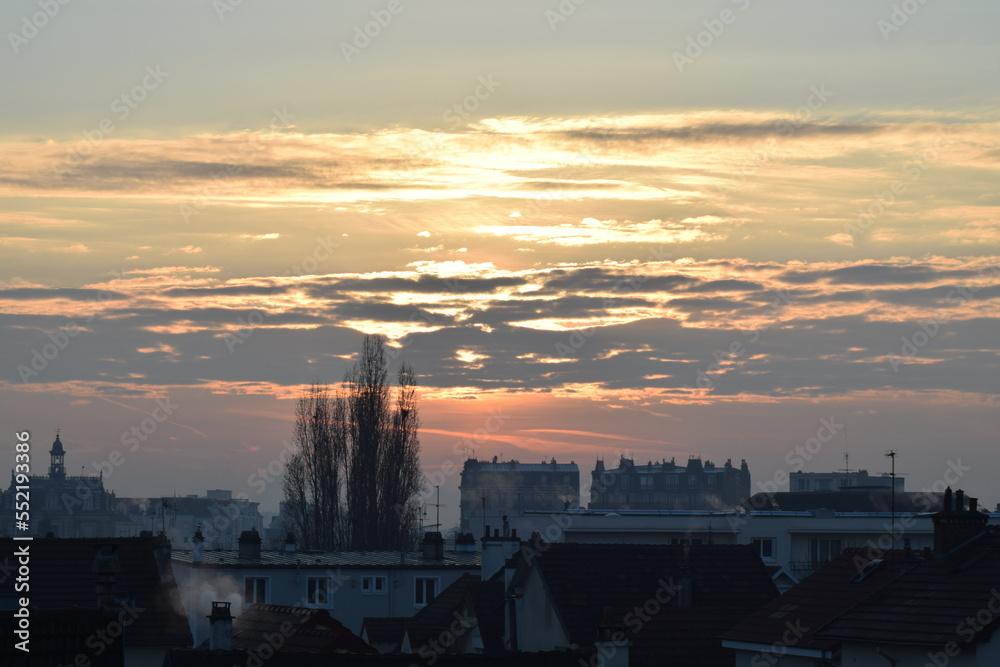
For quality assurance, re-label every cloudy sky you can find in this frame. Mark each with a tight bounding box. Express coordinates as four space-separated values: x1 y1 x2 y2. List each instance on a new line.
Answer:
2 0 999 525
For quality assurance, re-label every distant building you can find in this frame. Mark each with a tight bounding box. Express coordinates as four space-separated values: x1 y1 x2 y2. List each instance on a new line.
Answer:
0 432 139 538
171 529 481 639
589 455 750 511
459 457 580 535
789 469 903 492
117 489 263 550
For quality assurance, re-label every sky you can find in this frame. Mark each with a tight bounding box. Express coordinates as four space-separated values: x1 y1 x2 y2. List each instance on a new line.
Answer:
2 0 999 529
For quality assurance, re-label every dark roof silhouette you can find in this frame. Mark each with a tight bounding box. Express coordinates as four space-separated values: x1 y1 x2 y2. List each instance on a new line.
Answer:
516 541 778 647
231 603 376 654
817 529 1000 646
602 605 753 667
0 536 191 648
0 608 124 666
722 547 904 655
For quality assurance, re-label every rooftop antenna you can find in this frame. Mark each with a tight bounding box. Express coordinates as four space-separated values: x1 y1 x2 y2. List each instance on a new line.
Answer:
885 450 897 549
840 418 852 473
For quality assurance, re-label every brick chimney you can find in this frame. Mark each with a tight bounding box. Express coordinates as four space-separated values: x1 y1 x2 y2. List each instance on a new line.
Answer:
422 531 444 560
238 529 262 561
207 601 233 651
933 487 988 554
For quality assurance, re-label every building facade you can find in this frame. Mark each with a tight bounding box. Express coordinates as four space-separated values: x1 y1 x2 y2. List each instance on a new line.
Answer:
788 469 904 492
116 489 263 550
171 530 481 641
589 455 750 511
0 432 139 538
459 458 580 535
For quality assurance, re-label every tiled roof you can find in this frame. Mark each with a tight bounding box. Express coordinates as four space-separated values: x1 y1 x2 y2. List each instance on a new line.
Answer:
0 536 191 648
527 542 778 646
817 530 1000 646
722 548 905 654
233 603 375 654
172 549 480 569
405 572 478 650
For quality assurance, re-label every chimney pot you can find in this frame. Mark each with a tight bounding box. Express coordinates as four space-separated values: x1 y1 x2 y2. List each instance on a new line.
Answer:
208 601 233 651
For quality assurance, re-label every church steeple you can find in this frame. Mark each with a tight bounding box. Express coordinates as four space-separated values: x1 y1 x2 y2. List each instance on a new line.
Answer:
49 430 66 480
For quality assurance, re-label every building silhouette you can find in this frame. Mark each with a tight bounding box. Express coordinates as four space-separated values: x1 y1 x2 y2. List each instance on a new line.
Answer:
589 455 750 510
0 432 136 537
459 457 580 535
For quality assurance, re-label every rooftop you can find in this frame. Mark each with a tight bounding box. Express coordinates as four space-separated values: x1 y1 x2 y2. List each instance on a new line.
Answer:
172 549 481 569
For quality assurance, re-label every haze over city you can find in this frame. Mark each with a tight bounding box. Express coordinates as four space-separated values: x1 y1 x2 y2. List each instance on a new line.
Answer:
2 0 999 528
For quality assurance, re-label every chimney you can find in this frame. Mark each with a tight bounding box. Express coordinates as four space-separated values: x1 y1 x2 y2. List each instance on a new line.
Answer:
455 532 477 552
207 601 233 651
933 487 988 554
192 525 205 564
284 532 297 553
481 531 521 580
92 544 120 610
595 620 631 667
422 531 444 560
238 529 262 561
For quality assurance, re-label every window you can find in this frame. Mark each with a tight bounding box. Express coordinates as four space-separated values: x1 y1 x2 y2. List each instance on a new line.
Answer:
244 577 267 605
415 577 438 607
517 475 525 487
307 577 332 607
540 474 548 483
687 494 696 508
687 475 697 487
665 476 678 487
816 479 832 492
620 476 630 489
563 475 570 485
753 538 776 560
810 538 842 564
639 476 653 490
794 478 809 491
362 575 387 596
706 475 716 487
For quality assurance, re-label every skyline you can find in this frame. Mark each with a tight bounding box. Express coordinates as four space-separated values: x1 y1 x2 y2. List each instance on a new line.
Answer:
2 0 999 528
